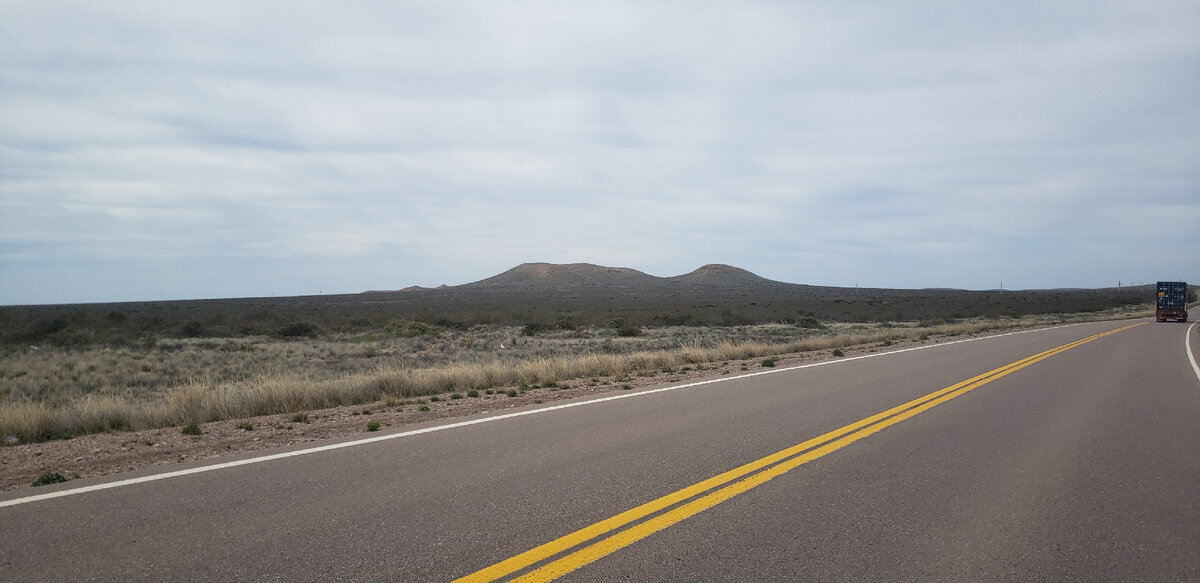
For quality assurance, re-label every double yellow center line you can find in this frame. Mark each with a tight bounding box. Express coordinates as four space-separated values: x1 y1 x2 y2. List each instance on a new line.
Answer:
457 323 1143 582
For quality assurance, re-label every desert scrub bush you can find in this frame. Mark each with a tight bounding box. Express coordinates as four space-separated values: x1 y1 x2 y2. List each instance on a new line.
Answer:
292 412 309 423
32 472 69 487
181 422 202 435
832 349 845 357
388 319 438 338
277 322 318 338
179 321 206 338
366 421 381 431
761 357 778 367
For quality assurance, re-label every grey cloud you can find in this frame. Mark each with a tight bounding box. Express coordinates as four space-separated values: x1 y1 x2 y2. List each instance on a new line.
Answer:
1 0 1197 303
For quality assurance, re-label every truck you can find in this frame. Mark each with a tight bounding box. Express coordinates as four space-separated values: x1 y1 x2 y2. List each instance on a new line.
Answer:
1155 281 1189 322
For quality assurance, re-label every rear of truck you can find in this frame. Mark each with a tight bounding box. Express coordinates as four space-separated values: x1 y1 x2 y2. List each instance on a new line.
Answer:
1155 281 1188 322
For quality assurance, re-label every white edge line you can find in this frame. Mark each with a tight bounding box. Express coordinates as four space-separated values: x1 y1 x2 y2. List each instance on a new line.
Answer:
1186 321 1200 386
1 321 1099 508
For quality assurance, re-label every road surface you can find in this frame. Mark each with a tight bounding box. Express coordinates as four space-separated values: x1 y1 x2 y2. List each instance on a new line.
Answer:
3 314 1199 581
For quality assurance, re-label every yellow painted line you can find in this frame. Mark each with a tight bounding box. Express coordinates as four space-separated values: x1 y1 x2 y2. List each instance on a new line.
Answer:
457 323 1143 582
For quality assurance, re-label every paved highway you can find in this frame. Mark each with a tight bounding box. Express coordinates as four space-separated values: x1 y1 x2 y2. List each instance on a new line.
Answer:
3 314 1199 581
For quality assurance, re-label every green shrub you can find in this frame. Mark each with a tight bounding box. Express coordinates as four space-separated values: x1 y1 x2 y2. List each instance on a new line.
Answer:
832 348 845 357
181 422 202 435
366 421 381 432
761 357 778 367
278 322 318 338
292 412 309 423
388 319 437 338
32 472 69 487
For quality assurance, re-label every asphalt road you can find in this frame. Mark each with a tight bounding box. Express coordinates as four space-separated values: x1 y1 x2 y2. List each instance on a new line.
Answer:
3 314 1199 582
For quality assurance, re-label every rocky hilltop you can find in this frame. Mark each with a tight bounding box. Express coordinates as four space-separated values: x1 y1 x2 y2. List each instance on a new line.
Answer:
461 262 778 292
467 263 656 290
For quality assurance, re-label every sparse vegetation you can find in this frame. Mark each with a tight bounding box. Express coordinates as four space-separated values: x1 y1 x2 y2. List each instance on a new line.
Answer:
181 422 202 435
292 412 309 423
0 295 1152 445
366 421 381 432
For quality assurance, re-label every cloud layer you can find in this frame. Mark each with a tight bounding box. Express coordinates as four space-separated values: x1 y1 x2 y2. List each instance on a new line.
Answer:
2 1 1198 303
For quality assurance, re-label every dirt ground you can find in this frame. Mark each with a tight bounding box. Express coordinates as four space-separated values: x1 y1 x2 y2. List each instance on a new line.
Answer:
0 331 1005 492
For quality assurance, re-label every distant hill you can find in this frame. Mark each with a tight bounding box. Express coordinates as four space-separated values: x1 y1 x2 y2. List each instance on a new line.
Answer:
0 262 1156 345
468 263 657 290
463 262 783 294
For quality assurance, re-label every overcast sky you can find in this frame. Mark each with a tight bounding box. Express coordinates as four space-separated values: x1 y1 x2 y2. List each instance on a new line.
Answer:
2 1 1198 305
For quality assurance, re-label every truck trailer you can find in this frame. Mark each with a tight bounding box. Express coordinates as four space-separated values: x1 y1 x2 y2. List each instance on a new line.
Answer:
1156 281 1188 322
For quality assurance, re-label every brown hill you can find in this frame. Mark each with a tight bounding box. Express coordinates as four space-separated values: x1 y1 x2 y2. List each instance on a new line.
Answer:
468 263 658 290
670 264 775 287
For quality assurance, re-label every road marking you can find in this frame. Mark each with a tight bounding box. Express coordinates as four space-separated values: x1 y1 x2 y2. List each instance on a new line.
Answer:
456 323 1144 582
1186 321 1199 386
0 321 1100 509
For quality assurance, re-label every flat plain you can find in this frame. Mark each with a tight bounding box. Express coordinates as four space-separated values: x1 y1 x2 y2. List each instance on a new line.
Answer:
0 263 1168 490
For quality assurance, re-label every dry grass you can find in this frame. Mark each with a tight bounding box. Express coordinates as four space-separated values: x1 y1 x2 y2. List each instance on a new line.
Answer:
0 308 1150 444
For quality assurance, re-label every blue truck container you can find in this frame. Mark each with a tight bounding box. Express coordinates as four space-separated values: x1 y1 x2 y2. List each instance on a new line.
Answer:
1156 281 1188 322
